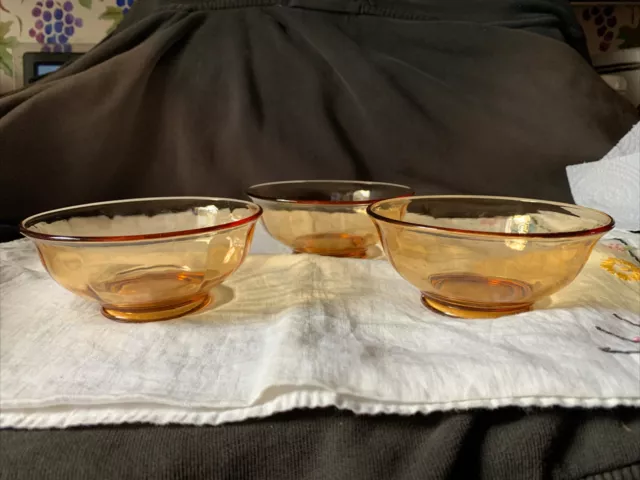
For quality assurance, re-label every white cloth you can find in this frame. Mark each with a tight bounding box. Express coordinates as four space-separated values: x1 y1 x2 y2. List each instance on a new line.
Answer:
568 122 640 231
0 227 639 429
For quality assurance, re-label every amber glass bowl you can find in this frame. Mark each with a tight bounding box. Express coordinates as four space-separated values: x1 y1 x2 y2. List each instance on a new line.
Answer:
20 197 262 322
368 196 614 319
247 180 413 258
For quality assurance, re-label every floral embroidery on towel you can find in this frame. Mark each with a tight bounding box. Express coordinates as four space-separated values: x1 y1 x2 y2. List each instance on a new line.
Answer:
602 237 640 260
600 258 640 282
603 242 629 254
598 314 640 355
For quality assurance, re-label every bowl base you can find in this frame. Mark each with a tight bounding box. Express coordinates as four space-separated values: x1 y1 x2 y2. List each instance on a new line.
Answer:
101 295 211 322
292 233 370 259
421 272 535 319
421 295 532 319
293 249 369 259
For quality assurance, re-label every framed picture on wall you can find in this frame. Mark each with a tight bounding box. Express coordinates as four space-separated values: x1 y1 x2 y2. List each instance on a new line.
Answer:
22 51 83 85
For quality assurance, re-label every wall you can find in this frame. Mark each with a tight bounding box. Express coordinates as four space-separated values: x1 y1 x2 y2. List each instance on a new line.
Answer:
573 4 640 55
0 0 132 92
0 1 639 93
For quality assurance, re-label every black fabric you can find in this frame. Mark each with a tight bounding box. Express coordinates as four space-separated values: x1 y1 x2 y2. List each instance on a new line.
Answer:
1 407 640 480
0 0 638 233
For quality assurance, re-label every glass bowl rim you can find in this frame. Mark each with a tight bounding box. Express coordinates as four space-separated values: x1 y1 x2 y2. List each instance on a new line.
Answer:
367 195 615 239
246 180 414 205
20 196 263 243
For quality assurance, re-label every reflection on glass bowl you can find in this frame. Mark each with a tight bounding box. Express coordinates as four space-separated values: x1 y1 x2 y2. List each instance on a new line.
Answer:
368 195 614 319
20 197 262 322
247 180 413 258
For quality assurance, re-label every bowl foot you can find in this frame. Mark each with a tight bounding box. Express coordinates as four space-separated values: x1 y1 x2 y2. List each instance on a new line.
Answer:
421 294 532 319
101 295 211 322
421 272 534 319
293 248 369 258
292 233 370 258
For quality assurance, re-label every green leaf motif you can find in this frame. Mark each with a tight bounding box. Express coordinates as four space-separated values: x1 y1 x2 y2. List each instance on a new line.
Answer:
0 21 19 77
0 47 13 77
78 0 92 9
99 6 124 34
99 6 123 19
0 45 13 77
0 20 13 38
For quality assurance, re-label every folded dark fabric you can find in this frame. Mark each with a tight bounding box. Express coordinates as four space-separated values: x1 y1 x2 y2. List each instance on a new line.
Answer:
2 407 639 480
1 0 637 232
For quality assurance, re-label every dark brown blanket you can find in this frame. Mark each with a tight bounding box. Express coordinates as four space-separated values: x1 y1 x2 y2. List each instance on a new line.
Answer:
0 0 637 235
2 407 640 480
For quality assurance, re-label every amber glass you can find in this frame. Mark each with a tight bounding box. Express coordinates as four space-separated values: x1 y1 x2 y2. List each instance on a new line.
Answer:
20 197 262 322
247 180 413 258
368 196 614 319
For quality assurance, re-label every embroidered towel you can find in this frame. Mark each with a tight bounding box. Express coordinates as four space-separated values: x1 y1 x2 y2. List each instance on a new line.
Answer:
0 228 638 430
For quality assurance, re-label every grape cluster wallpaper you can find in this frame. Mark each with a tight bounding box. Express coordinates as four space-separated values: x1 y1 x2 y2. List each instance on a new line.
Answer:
0 0 133 90
0 1 639 92
574 4 640 55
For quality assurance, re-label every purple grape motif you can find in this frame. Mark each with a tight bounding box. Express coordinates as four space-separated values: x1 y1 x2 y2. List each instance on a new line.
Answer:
116 0 135 15
29 0 83 53
578 5 620 53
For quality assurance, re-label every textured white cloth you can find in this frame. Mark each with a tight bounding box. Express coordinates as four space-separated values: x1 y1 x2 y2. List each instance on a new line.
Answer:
568 122 640 231
0 227 639 429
